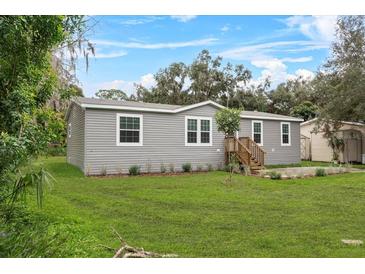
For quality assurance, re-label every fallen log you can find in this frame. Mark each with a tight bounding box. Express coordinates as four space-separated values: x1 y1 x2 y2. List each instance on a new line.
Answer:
107 227 178 258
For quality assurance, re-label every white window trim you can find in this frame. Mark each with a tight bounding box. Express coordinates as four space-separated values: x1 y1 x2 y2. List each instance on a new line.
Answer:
116 113 143 146
68 123 72 138
185 116 213 146
251 120 263 146
281 122 291 146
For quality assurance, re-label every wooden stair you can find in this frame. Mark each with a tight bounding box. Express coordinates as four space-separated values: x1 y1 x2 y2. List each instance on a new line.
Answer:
224 136 266 174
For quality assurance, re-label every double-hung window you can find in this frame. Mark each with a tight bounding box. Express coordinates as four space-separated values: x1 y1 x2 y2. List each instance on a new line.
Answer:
281 122 291 146
185 116 212 146
117 114 143 146
252 120 263 146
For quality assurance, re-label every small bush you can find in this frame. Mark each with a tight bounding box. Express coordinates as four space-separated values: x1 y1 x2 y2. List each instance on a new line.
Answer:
197 164 203 172
160 163 166 173
129 165 140 176
206 163 213 172
269 171 281 180
315 168 326 177
182 163 191 172
216 162 223 171
44 145 66 156
169 163 175 173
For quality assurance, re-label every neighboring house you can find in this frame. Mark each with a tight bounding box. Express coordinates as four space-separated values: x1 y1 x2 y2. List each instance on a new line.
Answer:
300 118 365 163
66 97 303 175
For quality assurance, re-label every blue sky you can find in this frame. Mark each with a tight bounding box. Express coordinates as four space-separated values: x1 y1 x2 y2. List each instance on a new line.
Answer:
76 15 337 97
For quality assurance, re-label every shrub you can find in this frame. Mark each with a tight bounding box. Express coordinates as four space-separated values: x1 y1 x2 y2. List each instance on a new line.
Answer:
129 165 140 176
216 162 223 171
160 163 166 173
197 164 203 172
269 171 281 180
206 163 213 172
45 145 66 156
182 163 191 172
315 168 326 177
169 163 175 173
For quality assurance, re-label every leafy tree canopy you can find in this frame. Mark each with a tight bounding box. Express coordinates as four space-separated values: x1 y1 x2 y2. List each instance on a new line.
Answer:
215 108 242 136
0 15 92 210
317 16 365 124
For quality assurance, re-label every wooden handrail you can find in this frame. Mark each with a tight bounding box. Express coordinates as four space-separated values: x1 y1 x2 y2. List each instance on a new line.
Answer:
224 137 252 166
240 137 265 166
224 136 265 168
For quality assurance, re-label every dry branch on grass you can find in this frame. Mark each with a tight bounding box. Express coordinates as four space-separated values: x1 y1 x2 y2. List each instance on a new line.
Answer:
102 227 178 258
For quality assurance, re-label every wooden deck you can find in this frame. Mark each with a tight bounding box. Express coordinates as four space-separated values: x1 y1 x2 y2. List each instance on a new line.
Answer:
224 136 266 174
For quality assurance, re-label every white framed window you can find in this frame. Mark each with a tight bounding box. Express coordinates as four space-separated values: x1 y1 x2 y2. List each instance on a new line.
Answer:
252 120 263 146
116 113 143 146
281 122 291 146
68 123 72 138
185 116 212 146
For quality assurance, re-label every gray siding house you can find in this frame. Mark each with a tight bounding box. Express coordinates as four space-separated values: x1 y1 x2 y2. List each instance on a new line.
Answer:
66 98 303 175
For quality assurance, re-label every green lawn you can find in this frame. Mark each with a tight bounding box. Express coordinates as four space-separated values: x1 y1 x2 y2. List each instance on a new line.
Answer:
28 157 365 257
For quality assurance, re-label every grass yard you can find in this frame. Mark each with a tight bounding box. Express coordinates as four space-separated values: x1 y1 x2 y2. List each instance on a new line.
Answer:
27 157 365 257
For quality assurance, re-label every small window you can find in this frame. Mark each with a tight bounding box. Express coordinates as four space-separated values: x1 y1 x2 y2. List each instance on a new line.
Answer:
117 114 143 146
185 116 212 146
68 123 72 138
281 122 291 146
200 119 210 143
252 121 263 145
187 119 198 143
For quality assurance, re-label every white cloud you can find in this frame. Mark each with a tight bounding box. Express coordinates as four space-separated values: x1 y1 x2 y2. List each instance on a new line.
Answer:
288 69 315 81
140 73 156 88
250 58 315 87
220 25 230 32
251 58 288 86
218 39 318 88
93 37 218 50
281 56 313 63
85 73 157 97
219 40 326 61
170 16 197 23
94 50 128 59
283 16 337 44
119 16 163 25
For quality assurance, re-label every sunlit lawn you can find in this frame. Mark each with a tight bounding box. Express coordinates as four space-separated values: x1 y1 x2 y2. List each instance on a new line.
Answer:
31 157 365 257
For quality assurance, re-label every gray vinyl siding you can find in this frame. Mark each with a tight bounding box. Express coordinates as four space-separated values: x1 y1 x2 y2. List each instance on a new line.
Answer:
238 119 301 165
66 104 85 171
84 105 225 175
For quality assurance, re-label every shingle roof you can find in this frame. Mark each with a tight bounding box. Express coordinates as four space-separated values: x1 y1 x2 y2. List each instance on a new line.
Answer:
240 110 302 121
69 97 303 122
75 97 181 110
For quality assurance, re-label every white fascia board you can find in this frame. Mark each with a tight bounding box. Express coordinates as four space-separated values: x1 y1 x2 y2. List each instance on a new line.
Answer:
79 100 226 114
79 103 174 113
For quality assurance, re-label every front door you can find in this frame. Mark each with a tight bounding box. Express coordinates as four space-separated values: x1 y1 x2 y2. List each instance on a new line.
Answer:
346 138 361 163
